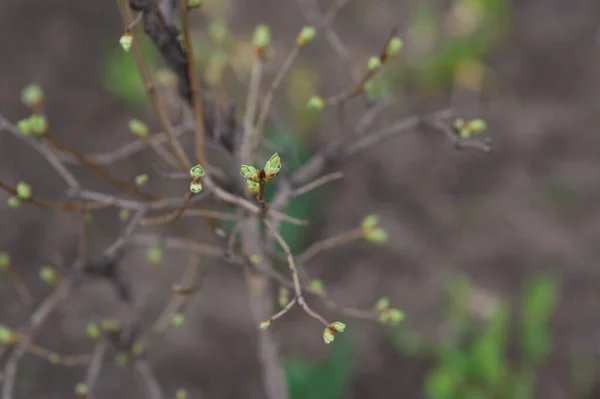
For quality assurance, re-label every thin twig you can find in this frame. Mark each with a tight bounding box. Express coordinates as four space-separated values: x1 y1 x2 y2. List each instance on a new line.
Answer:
84 340 108 393
291 171 344 198
0 115 80 189
298 228 362 264
241 59 263 164
248 46 301 165
117 0 192 170
179 0 207 165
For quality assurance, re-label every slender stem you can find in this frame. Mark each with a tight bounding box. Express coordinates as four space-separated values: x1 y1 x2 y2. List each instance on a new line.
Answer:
249 47 300 164
46 136 158 200
0 178 101 212
292 171 344 198
258 181 268 214
263 220 330 326
179 0 207 166
298 228 363 264
241 59 263 164
117 0 191 170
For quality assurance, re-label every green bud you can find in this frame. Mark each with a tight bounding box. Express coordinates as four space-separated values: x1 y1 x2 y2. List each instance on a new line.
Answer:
0 325 16 345
132 341 145 356
16 182 32 200
189 164 205 179
147 247 163 265
365 228 388 244
190 181 203 194
323 327 335 344
252 24 271 50
119 32 133 52
263 152 281 182
259 320 271 329
245 180 260 196
296 26 317 47
49 352 62 364
309 279 325 293
75 383 89 397
128 119 149 138
119 208 130 221
453 118 465 131
39 265 57 285
176 389 189 399
86 322 102 340
307 95 325 110
387 309 404 326
249 254 261 264
135 174 148 186
278 287 289 308
459 128 471 139
240 165 261 182
101 319 120 333
171 313 185 327
361 214 379 230
187 0 203 8
368 56 382 71
466 119 487 134
385 37 403 57
330 321 346 333
375 296 390 312
21 83 44 108
28 115 48 136
7 197 22 208
0 252 10 271
17 118 32 135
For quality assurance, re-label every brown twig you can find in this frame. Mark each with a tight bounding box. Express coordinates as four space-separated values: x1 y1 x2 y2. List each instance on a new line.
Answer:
297 228 363 264
179 0 207 166
117 0 192 170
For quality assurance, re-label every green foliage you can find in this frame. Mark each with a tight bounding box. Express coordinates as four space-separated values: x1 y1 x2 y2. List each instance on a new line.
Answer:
103 37 158 108
407 0 510 91
422 274 560 399
519 274 559 364
284 331 354 399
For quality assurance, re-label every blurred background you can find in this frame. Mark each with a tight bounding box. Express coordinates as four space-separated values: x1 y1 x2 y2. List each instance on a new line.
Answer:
1 0 600 398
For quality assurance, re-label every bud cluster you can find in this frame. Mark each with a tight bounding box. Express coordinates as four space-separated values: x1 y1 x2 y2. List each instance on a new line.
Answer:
360 215 388 244
240 153 281 196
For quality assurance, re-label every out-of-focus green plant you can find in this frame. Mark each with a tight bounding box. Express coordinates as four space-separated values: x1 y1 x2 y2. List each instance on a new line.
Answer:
103 37 158 108
284 331 355 399
416 274 560 399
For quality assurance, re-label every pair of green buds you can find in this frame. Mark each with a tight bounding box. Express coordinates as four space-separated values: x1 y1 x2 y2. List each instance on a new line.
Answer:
453 118 487 139
189 164 206 194
240 153 281 195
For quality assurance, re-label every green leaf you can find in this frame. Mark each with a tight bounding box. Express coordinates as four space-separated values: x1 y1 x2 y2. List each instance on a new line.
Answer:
284 331 355 399
510 369 536 399
446 273 472 331
519 274 559 363
103 37 157 108
424 367 458 399
467 304 510 388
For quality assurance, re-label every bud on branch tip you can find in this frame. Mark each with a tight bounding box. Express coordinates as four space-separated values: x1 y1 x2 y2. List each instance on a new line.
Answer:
190 164 205 179
323 321 346 344
296 26 317 47
120 32 133 52
240 165 261 182
263 152 281 182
